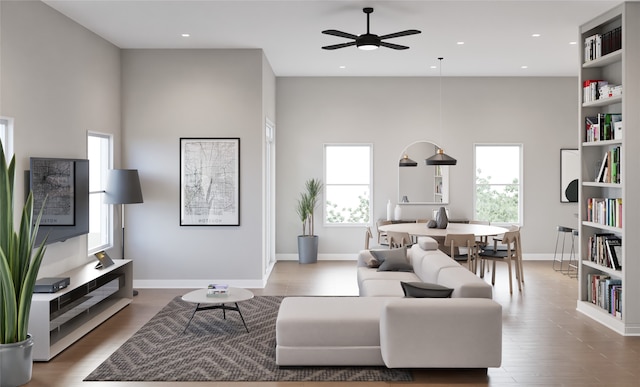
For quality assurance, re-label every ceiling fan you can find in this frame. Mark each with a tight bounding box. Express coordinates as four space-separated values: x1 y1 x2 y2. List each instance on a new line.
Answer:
322 7 421 51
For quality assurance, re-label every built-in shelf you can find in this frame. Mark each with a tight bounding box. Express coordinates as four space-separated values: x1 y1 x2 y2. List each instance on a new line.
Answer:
29 259 133 361
577 2 640 336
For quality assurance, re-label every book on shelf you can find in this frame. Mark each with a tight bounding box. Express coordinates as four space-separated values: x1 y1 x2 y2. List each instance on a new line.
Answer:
595 146 621 184
586 198 622 227
587 273 622 317
585 113 622 142
604 236 622 270
584 26 622 63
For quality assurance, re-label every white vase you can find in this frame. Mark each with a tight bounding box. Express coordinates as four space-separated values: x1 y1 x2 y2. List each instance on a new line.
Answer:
386 200 393 220
394 204 402 221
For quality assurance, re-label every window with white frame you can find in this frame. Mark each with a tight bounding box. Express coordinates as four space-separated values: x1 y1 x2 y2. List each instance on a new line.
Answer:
0 117 13 160
87 132 113 254
474 144 523 224
324 144 372 225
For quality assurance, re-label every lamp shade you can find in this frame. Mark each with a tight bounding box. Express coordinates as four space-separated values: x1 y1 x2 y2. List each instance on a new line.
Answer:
104 169 144 204
425 148 457 166
399 154 418 167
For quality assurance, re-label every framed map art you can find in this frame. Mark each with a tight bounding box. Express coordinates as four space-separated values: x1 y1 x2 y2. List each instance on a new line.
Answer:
180 137 240 226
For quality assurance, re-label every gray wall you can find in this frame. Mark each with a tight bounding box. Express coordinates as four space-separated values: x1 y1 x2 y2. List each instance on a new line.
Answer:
121 49 275 287
1 0 579 288
0 0 121 277
276 77 579 259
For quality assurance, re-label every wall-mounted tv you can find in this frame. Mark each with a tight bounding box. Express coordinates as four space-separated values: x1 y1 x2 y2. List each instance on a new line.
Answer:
26 157 89 245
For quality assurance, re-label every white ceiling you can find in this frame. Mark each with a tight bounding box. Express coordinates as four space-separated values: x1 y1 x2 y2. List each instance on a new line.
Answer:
42 0 626 77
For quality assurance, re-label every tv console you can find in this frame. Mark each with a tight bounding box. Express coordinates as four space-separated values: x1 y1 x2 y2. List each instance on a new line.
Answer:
29 259 133 361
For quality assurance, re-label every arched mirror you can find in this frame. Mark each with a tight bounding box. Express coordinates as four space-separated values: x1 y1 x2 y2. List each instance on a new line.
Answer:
398 141 449 204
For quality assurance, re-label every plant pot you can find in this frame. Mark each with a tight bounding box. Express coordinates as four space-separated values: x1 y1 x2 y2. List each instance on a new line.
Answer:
297 235 318 264
0 334 34 387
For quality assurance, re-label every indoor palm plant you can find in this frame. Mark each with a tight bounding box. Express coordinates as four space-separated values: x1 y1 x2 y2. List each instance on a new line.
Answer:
295 178 322 264
0 143 47 386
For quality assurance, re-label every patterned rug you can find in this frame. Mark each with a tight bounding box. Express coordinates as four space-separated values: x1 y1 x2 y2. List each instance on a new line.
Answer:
84 296 412 382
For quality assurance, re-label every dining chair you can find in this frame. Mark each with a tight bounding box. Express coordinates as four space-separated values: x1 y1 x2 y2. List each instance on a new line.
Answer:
469 220 490 250
364 226 386 250
387 231 413 249
376 219 393 245
443 233 479 272
478 230 522 294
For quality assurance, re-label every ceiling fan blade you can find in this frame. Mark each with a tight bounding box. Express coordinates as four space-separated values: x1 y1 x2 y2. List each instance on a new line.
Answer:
322 29 358 40
322 41 357 50
380 41 410 50
379 29 422 40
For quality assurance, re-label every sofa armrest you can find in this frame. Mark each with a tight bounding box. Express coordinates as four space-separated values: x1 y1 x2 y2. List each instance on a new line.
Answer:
379 298 502 368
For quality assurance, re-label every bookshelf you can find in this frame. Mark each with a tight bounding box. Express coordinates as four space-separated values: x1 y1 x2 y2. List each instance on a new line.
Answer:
577 2 640 335
434 165 448 203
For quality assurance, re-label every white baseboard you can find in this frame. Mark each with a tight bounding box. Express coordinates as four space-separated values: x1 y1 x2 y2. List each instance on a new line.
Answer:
276 253 359 261
277 253 557 261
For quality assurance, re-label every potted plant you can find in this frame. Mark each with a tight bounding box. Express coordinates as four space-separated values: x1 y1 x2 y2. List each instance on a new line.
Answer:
0 143 47 386
295 178 322 264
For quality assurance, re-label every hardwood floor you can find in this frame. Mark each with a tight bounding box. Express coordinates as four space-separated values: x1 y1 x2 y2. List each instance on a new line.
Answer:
25 261 640 387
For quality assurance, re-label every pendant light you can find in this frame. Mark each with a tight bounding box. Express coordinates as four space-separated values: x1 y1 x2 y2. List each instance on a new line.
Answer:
399 154 418 167
426 57 457 166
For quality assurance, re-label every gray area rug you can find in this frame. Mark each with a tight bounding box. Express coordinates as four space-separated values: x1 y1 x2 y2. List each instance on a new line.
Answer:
85 295 412 382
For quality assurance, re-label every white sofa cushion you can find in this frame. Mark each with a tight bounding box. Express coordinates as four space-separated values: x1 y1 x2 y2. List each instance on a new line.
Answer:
438 267 493 298
360 279 411 297
379 298 502 368
413 250 460 283
417 236 439 250
276 297 397 366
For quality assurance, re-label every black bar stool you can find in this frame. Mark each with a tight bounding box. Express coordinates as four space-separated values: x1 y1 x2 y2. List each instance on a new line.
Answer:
552 226 574 272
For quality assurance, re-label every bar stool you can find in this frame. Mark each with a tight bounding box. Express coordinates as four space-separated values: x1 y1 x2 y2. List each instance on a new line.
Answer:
552 226 574 272
566 229 579 278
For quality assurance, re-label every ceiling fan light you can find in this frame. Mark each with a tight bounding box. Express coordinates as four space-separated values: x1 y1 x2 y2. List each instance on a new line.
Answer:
357 34 380 50
425 148 457 166
358 43 379 50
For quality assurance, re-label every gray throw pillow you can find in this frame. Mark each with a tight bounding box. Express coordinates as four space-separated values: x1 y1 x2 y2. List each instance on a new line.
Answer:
370 247 407 265
400 281 453 298
377 255 414 272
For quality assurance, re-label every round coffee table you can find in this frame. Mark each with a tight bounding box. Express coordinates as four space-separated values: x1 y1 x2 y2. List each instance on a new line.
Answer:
181 287 254 333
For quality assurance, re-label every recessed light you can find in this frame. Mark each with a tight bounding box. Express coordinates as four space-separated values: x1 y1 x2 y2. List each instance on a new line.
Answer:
521 65 528 69
339 65 346 69
456 41 464 45
430 65 437 69
569 41 577 45
181 33 190 37
532 33 541 37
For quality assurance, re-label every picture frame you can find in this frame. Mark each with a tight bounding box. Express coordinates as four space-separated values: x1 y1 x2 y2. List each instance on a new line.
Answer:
30 158 75 225
560 148 579 203
180 137 240 226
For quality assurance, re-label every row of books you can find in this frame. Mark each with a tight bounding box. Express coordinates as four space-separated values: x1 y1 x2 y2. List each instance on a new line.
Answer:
207 283 229 297
585 113 622 142
586 197 622 228
587 273 622 319
584 26 622 62
583 80 622 103
587 234 622 270
595 146 620 184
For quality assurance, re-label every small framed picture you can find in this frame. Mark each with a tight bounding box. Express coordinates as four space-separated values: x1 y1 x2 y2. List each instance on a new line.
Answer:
94 250 115 269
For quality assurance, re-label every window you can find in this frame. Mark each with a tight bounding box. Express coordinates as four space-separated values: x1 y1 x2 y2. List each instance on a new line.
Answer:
0 117 13 161
87 132 113 254
474 144 523 224
324 144 372 225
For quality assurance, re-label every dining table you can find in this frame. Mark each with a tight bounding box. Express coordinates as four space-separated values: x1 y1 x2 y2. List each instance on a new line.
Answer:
378 222 509 239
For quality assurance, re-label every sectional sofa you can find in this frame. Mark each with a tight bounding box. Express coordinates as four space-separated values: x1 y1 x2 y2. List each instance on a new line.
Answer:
275 237 503 369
